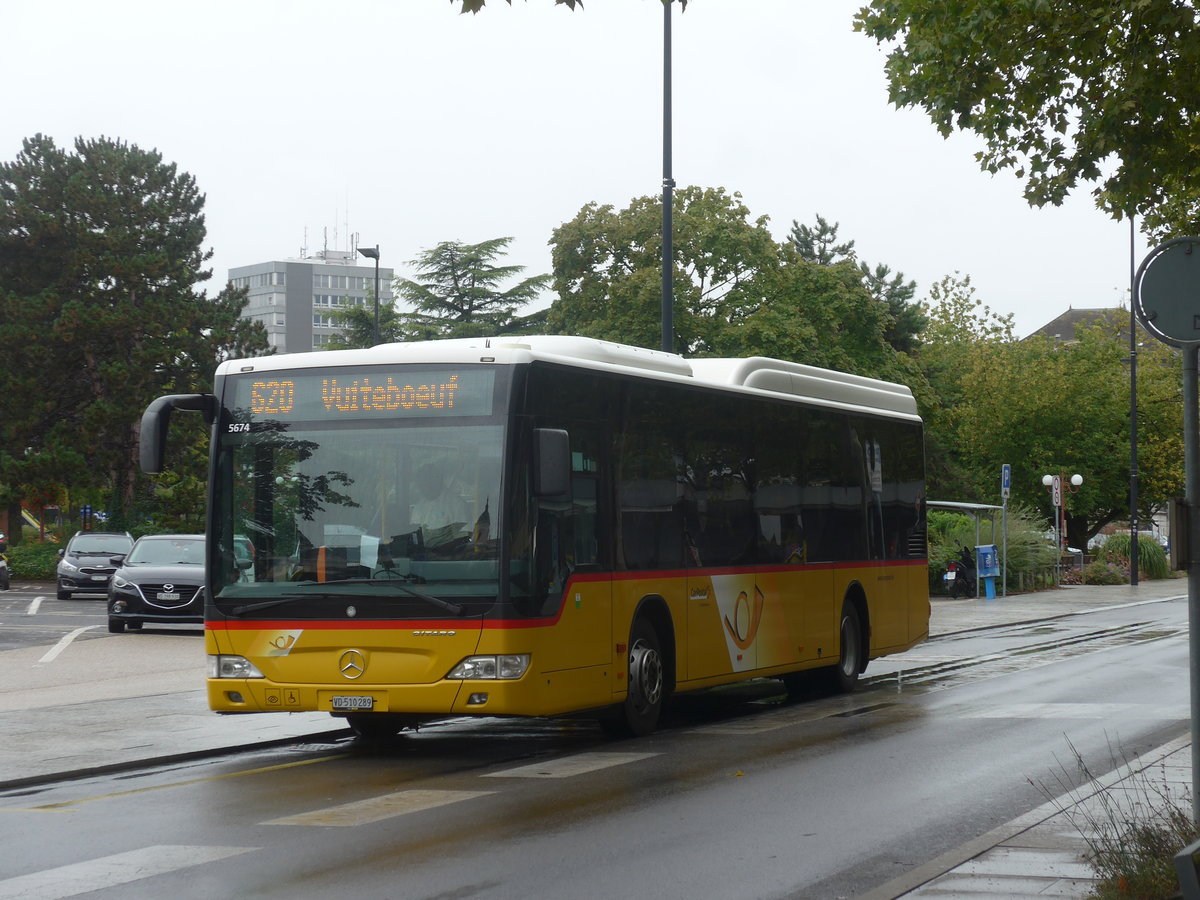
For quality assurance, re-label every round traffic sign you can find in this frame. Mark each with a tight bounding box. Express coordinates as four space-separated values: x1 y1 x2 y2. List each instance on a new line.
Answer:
1135 236 1200 347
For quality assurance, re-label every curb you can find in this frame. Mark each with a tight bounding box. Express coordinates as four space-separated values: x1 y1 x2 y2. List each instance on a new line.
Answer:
855 733 1193 899
0 729 352 793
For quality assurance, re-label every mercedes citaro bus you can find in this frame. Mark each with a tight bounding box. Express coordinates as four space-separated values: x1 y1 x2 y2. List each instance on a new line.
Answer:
140 336 928 737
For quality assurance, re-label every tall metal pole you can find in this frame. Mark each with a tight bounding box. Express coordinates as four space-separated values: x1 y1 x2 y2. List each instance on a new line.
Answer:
1130 215 1140 585
372 249 381 347
1185 344 1200 823
661 0 674 353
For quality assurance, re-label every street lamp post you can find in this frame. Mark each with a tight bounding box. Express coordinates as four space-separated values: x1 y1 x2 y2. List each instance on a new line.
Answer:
357 244 381 347
1042 473 1083 584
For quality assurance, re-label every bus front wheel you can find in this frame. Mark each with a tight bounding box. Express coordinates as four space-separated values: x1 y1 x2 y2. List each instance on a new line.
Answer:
603 618 665 737
344 713 409 739
830 602 863 693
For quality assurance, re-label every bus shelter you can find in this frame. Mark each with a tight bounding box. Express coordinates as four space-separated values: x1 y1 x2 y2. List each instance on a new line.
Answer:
928 500 1005 598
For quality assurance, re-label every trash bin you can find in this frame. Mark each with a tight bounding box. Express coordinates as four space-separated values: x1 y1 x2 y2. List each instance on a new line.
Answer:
976 544 1000 598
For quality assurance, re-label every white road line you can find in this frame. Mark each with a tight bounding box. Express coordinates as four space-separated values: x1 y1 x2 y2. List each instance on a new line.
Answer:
483 751 659 779
264 789 493 827
0 845 254 899
26 598 42 616
37 626 100 664
966 702 1185 719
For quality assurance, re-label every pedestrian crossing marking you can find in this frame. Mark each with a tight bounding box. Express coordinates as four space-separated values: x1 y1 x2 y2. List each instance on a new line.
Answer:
483 751 658 779
263 789 492 827
0 845 253 899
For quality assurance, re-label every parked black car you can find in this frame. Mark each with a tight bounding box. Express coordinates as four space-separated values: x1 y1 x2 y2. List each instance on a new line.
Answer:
107 534 205 633
56 531 134 599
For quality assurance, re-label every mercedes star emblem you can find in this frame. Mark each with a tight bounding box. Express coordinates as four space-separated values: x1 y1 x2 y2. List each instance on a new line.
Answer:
338 649 366 680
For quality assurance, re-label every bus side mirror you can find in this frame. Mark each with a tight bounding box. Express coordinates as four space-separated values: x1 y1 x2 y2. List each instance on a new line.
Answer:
140 394 217 474
533 428 571 498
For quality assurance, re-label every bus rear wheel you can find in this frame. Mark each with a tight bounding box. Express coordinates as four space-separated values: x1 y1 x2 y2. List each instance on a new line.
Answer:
603 618 665 737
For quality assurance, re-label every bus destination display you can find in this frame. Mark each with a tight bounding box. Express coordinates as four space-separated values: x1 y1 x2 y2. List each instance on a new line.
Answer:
228 368 495 421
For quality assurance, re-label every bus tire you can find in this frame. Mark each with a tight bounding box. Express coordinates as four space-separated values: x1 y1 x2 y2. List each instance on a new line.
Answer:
829 601 863 694
603 617 666 737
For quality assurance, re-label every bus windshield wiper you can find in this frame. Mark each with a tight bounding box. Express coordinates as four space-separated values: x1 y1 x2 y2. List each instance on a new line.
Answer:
302 578 466 616
225 579 465 618
227 596 315 616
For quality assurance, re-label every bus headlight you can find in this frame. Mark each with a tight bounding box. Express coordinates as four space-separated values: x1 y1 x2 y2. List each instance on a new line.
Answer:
208 655 265 679
447 654 530 680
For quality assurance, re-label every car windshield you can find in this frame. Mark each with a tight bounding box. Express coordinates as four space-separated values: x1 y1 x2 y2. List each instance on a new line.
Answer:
127 538 205 566
71 535 132 554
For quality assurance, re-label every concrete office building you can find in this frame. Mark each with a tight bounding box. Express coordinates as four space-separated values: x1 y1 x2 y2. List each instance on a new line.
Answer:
229 249 394 354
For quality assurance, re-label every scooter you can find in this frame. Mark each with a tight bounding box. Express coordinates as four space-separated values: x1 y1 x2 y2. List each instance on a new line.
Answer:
942 546 977 598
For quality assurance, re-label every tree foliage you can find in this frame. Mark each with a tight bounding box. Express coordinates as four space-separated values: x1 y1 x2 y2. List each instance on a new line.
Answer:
326 297 407 349
789 214 925 353
392 237 550 340
952 319 1181 548
547 187 922 388
855 1 1200 236
912 273 1015 500
0 134 268 537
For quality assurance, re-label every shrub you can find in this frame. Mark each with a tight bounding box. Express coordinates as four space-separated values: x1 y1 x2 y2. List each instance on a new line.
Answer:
1077 560 1128 585
1036 739 1199 900
1097 533 1171 580
8 541 62 580
928 504 1056 594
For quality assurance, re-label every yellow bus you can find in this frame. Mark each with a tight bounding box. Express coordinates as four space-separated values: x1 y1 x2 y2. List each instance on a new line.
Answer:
141 336 928 737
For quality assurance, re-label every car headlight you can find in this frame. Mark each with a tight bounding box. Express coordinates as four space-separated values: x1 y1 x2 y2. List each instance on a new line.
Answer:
59 560 79 573
208 655 265 679
446 654 530 680
112 575 130 589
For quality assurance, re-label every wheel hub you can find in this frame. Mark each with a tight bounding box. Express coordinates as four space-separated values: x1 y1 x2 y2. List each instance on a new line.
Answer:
628 639 663 710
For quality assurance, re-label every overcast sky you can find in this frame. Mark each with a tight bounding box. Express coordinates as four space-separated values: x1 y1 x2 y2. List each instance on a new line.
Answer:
6 0 1146 338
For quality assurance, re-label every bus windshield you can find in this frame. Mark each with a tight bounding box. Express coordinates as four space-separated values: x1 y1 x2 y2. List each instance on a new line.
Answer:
210 366 505 616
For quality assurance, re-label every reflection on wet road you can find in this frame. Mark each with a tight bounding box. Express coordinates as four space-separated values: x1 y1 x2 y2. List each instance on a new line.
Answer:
0 598 1189 900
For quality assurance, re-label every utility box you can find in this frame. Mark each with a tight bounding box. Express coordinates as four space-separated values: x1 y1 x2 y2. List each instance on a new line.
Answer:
976 545 1000 579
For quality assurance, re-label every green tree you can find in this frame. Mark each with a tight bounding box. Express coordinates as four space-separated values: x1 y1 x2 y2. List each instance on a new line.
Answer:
789 214 855 266
548 187 780 354
954 319 1181 549
0 134 268 536
789 214 925 353
394 238 550 340
547 187 924 390
915 273 1015 500
325 297 406 349
855 1 1200 236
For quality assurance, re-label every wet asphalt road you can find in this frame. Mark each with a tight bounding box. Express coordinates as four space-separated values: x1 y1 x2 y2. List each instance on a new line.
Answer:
0 593 1188 899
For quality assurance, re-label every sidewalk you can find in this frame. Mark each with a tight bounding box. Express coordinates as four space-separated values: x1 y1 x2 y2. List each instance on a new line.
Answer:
866 736 1192 900
868 577 1191 899
0 578 1191 899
